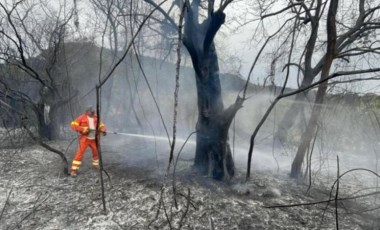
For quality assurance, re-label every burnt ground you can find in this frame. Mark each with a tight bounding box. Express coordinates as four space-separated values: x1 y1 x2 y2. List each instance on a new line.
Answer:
0 135 379 230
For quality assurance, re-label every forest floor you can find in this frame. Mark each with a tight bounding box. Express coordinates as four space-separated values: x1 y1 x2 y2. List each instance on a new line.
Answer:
0 134 379 230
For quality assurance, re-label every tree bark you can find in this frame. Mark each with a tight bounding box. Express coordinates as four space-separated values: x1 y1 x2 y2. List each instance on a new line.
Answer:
192 44 236 180
183 9 238 180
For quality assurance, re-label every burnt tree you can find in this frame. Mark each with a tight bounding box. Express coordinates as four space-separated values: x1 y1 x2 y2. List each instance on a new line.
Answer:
255 0 380 142
143 0 240 180
0 2 76 140
182 1 243 180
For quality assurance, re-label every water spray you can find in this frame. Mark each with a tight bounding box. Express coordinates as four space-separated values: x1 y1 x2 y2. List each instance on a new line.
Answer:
107 131 169 141
107 131 196 144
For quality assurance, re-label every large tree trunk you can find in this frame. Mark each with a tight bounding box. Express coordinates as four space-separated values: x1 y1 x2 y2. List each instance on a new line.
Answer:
183 8 239 180
194 120 235 179
192 44 235 180
290 0 338 178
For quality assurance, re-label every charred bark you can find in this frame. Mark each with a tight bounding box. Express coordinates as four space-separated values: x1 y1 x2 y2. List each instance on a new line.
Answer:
194 95 241 179
184 9 239 180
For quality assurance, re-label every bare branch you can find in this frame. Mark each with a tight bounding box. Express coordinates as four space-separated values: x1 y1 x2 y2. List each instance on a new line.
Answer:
143 0 177 28
167 3 186 174
260 3 302 20
282 62 306 77
245 64 380 180
22 124 69 175
99 0 168 87
242 17 294 98
219 0 233 12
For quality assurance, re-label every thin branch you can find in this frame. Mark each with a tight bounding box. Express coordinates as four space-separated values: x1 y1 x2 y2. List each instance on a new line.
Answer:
178 188 191 229
22 124 69 175
172 131 197 208
0 2 49 89
265 190 380 208
131 38 172 146
143 0 177 27
219 0 233 12
282 63 306 78
242 17 293 98
0 187 13 220
260 3 302 20
335 155 340 230
167 3 186 174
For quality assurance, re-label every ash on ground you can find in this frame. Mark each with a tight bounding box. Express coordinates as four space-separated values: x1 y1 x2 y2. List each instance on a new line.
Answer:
0 140 379 230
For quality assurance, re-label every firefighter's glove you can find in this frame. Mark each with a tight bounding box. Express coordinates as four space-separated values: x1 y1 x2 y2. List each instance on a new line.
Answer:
102 131 107 136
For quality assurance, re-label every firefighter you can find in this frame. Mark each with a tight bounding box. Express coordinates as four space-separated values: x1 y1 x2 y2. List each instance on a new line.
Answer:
70 105 106 177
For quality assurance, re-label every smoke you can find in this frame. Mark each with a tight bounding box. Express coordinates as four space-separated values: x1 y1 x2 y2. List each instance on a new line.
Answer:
58 45 379 186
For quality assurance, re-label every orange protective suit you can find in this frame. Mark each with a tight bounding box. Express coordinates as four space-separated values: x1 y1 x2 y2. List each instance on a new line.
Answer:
70 113 106 173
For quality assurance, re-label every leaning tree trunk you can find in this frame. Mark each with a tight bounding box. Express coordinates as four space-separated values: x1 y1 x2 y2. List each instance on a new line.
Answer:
290 0 338 178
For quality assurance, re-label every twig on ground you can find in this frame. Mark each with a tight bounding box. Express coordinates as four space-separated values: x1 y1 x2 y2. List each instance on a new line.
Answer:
265 191 380 208
148 185 166 228
178 188 191 229
209 216 215 230
176 192 197 210
102 169 113 188
0 187 13 221
161 189 173 230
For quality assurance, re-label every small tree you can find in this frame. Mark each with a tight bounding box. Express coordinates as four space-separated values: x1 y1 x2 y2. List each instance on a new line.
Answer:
0 1 76 140
250 0 380 142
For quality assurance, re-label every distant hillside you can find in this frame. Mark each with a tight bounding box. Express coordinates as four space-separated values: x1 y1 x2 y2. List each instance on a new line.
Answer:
2 42 379 143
